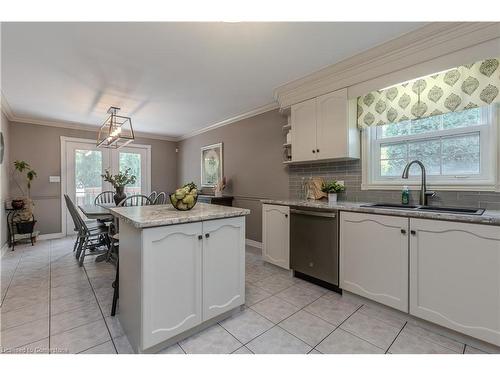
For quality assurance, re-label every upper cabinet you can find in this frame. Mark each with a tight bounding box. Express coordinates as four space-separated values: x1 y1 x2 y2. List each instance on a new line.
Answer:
290 88 359 163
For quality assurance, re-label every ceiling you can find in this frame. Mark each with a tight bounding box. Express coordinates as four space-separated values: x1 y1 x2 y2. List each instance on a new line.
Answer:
1 22 426 138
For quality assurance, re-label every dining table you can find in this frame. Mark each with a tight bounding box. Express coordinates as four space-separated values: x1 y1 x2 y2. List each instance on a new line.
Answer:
78 203 115 220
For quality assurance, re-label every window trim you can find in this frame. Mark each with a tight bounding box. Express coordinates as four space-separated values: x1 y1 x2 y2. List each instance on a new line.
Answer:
361 105 499 192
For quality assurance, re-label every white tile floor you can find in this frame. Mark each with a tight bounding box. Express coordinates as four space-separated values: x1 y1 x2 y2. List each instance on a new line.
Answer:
1 236 500 354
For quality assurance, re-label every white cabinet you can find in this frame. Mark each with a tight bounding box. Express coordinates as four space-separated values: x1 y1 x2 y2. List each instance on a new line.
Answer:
203 217 245 320
262 204 290 269
340 212 409 312
291 98 317 162
291 88 359 163
142 222 203 349
409 218 500 346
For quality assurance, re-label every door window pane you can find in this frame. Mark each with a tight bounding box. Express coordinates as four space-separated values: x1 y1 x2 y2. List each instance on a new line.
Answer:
75 149 103 206
119 152 141 195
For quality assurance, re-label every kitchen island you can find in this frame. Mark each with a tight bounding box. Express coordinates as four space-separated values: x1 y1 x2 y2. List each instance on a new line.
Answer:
109 203 250 353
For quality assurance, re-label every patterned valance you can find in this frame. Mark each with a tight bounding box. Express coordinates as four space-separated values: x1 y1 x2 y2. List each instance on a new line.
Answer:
357 57 500 129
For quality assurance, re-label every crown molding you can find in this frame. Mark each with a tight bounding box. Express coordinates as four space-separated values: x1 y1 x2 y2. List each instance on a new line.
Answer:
6 112 179 142
3 95 278 142
1 92 15 120
274 22 500 109
177 102 279 141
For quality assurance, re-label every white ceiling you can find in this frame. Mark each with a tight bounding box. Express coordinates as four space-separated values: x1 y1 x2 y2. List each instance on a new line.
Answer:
1 22 426 138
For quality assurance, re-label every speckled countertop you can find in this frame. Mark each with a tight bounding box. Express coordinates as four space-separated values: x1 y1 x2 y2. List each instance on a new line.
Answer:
109 203 250 229
261 199 500 226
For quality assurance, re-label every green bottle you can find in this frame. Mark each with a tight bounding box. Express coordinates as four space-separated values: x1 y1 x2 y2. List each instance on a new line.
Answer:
402 185 409 205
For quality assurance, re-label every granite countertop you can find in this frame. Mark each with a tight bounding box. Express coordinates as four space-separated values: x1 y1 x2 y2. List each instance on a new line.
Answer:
261 199 500 226
109 203 250 229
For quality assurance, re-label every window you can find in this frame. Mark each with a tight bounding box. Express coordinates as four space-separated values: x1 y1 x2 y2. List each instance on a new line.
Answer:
363 105 498 190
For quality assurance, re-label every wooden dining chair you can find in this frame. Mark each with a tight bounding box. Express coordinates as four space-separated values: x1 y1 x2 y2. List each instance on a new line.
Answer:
118 194 152 207
153 192 167 205
147 191 157 203
64 194 109 266
94 191 115 205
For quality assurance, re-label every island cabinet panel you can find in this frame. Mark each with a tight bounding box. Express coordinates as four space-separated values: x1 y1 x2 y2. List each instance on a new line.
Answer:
409 218 500 346
202 217 245 321
340 212 409 312
142 222 203 349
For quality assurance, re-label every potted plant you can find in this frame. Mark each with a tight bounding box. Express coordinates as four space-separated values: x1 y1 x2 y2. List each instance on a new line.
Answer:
12 160 38 233
101 168 137 205
321 180 345 203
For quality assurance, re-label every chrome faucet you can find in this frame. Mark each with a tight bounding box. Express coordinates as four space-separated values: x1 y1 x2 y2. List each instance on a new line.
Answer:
401 160 435 206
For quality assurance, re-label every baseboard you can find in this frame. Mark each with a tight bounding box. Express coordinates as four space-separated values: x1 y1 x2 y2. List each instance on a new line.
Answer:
38 232 65 241
245 239 263 249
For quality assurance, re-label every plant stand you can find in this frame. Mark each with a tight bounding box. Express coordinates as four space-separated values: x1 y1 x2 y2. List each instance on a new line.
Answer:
6 208 39 251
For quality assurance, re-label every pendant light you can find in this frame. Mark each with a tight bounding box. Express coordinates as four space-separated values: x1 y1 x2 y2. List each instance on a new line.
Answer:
96 106 135 149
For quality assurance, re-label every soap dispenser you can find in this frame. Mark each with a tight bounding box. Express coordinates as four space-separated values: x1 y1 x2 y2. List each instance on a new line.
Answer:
402 185 409 205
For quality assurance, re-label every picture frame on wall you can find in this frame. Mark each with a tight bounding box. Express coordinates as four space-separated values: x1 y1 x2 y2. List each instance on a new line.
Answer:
201 143 223 188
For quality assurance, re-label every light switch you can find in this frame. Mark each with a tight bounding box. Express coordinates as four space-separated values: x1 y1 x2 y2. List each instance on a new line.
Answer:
49 176 61 183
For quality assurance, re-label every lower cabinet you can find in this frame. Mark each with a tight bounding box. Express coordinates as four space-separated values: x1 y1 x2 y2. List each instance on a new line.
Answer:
409 218 500 346
142 222 203 349
202 217 245 320
340 211 500 346
340 212 409 312
262 204 290 269
140 217 245 349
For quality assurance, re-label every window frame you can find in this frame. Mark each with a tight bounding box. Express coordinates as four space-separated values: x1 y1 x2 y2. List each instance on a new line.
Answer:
361 105 499 191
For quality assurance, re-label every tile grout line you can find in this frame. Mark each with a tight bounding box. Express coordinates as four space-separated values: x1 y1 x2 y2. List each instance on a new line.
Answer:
243 286 333 351
0 246 24 306
311 303 364 353
385 321 407 354
48 239 52 353
81 261 119 354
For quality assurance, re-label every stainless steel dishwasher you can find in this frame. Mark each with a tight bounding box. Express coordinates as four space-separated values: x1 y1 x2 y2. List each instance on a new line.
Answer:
290 207 340 291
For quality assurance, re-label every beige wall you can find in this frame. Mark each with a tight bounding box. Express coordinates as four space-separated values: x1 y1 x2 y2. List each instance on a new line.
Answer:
177 109 289 242
1 111 10 248
8 122 177 235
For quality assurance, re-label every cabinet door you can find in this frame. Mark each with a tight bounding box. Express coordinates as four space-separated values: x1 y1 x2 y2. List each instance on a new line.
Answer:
316 89 348 160
291 98 317 162
340 212 409 312
409 218 500 346
262 204 290 269
142 222 203 348
202 217 245 320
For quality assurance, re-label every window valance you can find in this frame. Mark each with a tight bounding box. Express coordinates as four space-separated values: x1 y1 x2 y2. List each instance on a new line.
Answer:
357 57 499 130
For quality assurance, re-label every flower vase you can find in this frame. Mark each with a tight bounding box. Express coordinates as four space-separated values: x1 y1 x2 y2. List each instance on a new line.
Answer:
114 186 126 206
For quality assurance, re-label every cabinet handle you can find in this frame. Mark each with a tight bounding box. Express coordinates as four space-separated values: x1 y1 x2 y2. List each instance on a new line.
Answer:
401 229 406 235
198 235 202 240
312 150 316 153
410 230 416 236
205 233 210 238
316 149 320 153
285 214 288 218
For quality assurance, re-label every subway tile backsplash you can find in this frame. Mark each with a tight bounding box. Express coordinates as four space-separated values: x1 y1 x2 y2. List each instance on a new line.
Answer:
288 160 500 210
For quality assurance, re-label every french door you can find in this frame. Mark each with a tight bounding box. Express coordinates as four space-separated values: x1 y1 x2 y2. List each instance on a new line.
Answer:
63 138 151 235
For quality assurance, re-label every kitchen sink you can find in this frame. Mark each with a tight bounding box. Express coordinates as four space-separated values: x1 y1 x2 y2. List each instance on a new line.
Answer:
417 206 485 215
361 203 484 215
361 203 419 210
